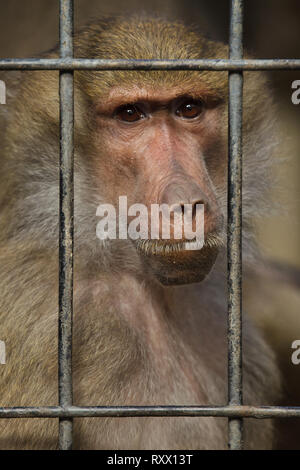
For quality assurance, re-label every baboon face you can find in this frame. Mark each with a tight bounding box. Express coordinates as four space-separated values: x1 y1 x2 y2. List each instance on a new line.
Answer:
89 80 226 285
6 18 233 286
71 19 231 285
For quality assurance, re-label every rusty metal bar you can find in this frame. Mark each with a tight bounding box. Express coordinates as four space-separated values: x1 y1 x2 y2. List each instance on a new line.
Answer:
0 58 300 71
1 405 300 419
58 0 74 451
227 0 244 451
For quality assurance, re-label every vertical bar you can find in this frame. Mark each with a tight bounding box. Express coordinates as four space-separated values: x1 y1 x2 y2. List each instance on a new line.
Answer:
227 0 244 450
59 0 74 450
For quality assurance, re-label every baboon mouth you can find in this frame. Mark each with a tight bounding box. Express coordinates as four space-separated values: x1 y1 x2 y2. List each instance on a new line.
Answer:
134 233 224 257
134 233 223 285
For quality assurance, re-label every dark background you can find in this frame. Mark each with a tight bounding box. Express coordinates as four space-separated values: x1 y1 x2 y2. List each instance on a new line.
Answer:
0 0 299 266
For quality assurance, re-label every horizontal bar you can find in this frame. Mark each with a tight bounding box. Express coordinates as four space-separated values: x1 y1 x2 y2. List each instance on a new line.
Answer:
1 406 300 419
0 58 300 71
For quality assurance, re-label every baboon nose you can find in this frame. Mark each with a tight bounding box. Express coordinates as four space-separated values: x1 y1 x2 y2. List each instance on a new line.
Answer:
160 182 208 241
162 183 209 215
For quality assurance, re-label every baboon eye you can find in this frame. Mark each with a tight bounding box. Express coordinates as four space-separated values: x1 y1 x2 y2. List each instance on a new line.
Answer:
175 100 204 119
115 104 145 122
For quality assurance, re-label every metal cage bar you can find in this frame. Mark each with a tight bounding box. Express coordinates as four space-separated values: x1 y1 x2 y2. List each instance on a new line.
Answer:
227 0 244 451
58 0 74 451
0 0 300 451
1 58 300 70
1 405 300 419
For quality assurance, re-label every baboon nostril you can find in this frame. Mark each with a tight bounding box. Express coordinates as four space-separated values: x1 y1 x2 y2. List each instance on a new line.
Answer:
192 200 204 219
179 200 204 218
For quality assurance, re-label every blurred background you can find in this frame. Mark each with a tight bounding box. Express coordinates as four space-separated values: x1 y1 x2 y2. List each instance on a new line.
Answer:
0 0 299 267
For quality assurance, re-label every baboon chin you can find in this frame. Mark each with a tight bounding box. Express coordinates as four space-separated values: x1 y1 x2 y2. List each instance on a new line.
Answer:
136 241 219 285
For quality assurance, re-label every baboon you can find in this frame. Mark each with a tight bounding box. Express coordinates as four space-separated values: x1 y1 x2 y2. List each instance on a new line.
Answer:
0 14 291 449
